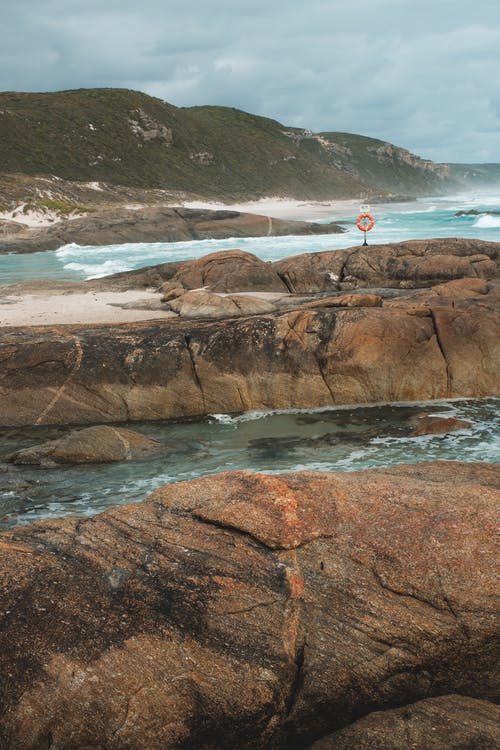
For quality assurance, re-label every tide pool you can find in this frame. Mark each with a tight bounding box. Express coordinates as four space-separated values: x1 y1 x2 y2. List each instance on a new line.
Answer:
1 398 498 529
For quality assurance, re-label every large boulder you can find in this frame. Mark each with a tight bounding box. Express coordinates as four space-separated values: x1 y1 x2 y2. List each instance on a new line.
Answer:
8 425 163 465
0 462 498 748
161 249 288 293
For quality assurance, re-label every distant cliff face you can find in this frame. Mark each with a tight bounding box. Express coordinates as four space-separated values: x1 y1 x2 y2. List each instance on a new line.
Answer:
0 88 463 202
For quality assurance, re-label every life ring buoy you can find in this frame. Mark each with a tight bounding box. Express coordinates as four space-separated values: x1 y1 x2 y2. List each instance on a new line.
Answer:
356 213 375 232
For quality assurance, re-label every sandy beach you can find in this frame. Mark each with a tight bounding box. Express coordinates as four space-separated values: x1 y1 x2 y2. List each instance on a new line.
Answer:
181 197 362 222
0 289 175 327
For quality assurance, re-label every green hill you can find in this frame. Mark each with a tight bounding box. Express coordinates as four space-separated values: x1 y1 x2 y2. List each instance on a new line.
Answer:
0 88 466 201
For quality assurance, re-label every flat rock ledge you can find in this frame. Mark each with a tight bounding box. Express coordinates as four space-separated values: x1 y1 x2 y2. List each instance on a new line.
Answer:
1 279 498 427
0 462 498 749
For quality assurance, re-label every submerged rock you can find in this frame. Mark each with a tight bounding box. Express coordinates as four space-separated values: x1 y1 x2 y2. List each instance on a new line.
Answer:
410 415 473 437
8 425 163 465
0 462 498 748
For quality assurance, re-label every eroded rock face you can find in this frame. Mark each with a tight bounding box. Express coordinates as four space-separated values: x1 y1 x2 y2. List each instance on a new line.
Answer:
8 425 163 465
92 239 500 295
0 463 498 749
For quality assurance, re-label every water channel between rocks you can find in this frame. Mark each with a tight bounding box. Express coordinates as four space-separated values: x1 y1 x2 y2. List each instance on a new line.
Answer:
1 397 498 530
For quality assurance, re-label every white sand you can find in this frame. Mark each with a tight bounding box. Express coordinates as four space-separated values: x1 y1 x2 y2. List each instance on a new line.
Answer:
180 197 362 222
0 203 85 228
0 290 175 327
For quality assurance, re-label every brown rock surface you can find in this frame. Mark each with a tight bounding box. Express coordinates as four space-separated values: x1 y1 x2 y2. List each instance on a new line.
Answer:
8 425 163 465
0 283 498 426
162 248 288 293
310 695 500 749
298 293 383 309
167 289 277 319
273 238 500 292
0 463 498 749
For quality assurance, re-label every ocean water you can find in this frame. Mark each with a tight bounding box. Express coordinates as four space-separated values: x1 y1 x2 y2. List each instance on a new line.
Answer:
1 398 498 529
1 192 500 284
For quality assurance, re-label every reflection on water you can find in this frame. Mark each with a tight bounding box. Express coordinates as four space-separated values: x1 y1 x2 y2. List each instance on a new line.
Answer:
1 397 498 529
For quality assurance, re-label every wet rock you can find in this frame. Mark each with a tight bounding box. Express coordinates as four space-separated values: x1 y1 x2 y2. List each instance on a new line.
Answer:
310 695 500 749
0 463 498 748
410 415 473 437
8 425 163 465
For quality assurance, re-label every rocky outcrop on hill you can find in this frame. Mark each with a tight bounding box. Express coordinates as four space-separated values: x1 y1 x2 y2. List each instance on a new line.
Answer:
0 206 345 254
0 463 498 749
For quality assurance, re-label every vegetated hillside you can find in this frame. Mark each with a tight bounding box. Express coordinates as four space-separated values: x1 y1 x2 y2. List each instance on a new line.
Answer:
0 88 455 200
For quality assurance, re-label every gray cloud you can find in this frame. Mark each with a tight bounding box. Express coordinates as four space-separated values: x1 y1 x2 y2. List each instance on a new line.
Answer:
2 0 499 162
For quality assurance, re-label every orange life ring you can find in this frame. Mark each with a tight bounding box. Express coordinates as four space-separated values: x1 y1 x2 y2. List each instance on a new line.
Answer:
356 213 375 232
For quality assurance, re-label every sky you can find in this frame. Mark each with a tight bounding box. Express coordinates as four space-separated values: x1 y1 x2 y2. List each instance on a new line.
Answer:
2 0 499 163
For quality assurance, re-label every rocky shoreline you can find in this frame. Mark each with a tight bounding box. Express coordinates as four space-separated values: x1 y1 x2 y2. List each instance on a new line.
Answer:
1 239 498 427
1 237 499 749
0 206 345 254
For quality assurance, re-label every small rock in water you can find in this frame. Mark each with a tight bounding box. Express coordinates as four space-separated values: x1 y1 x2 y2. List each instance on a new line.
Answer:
8 425 164 466
410 416 472 437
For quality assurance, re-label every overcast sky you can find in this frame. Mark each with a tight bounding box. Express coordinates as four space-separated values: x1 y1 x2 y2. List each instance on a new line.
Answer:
2 0 499 162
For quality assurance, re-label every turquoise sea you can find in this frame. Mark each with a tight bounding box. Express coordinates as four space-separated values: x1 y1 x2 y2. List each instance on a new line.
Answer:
1 192 500 284
0 192 499 528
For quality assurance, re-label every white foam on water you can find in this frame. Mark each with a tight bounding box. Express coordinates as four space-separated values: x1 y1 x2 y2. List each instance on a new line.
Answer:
65 259 132 277
473 214 500 228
